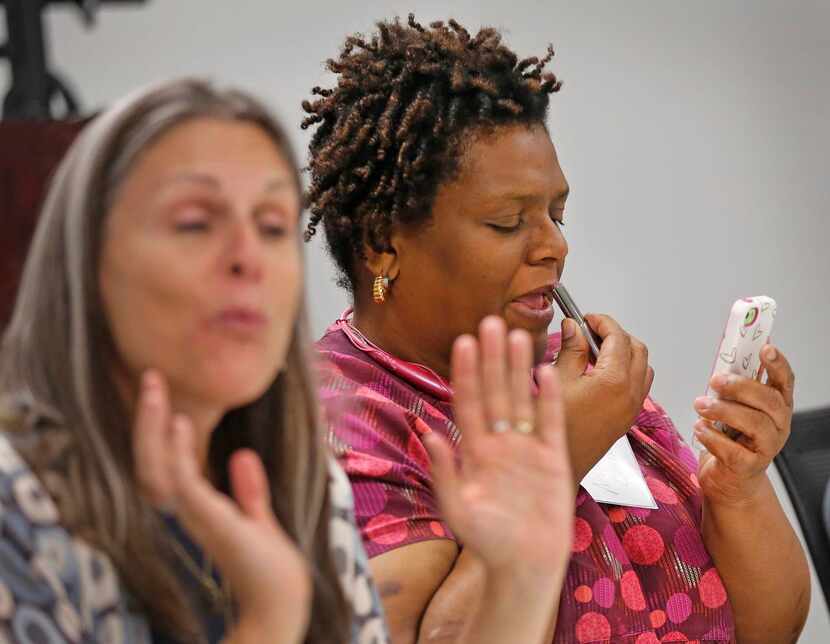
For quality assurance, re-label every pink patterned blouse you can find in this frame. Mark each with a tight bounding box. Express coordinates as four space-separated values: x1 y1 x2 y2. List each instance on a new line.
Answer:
316 315 737 643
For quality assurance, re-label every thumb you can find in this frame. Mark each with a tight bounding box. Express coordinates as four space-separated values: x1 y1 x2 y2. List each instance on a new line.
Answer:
556 318 590 376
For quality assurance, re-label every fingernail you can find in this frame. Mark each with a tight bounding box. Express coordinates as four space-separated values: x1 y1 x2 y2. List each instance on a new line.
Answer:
142 377 162 406
694 396 713 412
710 373 729 389
480 316 505 338
765 346 778 361
562 318 575 340
693 419 710 435
142 370 157 389
455 334 476 350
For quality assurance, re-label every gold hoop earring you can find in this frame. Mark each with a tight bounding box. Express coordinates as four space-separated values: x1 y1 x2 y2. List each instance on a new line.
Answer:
372 275 390 304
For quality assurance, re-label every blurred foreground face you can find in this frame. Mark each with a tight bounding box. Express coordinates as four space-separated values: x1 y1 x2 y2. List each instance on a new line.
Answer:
99 117 302 410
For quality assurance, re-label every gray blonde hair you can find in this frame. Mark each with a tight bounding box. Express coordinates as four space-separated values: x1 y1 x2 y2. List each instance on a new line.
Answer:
0 78 348 642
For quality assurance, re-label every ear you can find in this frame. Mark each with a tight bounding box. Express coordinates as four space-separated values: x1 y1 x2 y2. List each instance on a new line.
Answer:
363 231 403 281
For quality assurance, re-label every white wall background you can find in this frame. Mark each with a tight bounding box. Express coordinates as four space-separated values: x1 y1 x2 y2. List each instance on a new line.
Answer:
4 0 829 640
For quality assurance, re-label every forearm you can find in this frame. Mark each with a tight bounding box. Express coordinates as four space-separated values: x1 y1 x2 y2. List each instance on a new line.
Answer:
226 617 307 644
702 474 810 643
418 551 563 644
226 623 293 644
455 567 564 644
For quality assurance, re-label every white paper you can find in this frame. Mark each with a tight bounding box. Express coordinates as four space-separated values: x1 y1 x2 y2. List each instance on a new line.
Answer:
581 435 658 509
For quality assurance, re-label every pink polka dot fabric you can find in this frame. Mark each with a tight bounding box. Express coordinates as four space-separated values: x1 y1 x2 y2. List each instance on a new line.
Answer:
317 326 736 643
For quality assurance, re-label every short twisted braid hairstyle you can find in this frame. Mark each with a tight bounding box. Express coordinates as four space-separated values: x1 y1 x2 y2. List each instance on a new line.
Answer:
302 14 562 291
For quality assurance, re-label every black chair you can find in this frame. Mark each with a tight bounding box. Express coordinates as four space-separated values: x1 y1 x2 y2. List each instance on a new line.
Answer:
774 406 830 611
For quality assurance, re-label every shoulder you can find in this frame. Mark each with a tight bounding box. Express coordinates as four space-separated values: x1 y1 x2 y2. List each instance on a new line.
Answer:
315 327 390 394
0 431 75 637
0 430 62 527
316 325 367 370
316 332 453 457
0 431 150 643
315 328 392 406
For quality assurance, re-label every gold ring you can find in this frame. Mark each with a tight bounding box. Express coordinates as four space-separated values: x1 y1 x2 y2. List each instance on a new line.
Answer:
514 419 534 434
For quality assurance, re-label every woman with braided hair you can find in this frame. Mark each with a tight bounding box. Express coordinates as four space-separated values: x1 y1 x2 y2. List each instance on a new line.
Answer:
304 15 809 644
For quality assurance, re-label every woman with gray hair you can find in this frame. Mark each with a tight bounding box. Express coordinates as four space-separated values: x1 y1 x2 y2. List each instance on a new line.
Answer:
0 78 388 644
0 76 576 644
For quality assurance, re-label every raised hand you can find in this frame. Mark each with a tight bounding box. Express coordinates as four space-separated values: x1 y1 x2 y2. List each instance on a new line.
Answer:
693 344 796 505
425 316 574 581
133 370 312 644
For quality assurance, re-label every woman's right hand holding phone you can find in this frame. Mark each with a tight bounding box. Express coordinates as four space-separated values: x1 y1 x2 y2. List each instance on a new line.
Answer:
555 314 655 482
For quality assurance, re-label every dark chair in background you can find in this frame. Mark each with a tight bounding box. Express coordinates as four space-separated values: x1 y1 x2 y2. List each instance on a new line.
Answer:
775 406 830 612
0 119 86 328
1 0 150 327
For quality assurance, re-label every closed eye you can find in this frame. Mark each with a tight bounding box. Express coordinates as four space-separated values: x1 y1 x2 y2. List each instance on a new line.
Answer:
259 222 287 238
487 214 524 233
489 222 523 234
175 221 209 232
256 207 292 238
172 201 215 232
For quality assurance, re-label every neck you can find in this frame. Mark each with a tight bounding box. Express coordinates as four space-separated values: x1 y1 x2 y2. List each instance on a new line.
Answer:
351 299 452 380
168 399 224 475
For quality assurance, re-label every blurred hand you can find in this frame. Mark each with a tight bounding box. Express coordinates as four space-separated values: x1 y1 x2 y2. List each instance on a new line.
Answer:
133 370 311 644
425 316 574 582
555 314 654 481
692 344 795 506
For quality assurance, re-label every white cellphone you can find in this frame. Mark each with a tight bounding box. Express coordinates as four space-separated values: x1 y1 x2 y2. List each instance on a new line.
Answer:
706 296 777 439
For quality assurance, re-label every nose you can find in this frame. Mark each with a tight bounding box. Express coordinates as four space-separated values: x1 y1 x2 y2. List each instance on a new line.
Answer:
527 215 568 269
226 220 264 282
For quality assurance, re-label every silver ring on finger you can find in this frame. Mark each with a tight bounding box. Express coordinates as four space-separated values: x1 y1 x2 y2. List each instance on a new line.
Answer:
492 419 511 434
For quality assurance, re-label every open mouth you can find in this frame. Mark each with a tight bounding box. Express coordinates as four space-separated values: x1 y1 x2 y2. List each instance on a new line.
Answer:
508 287 556 325
514 291 553 311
